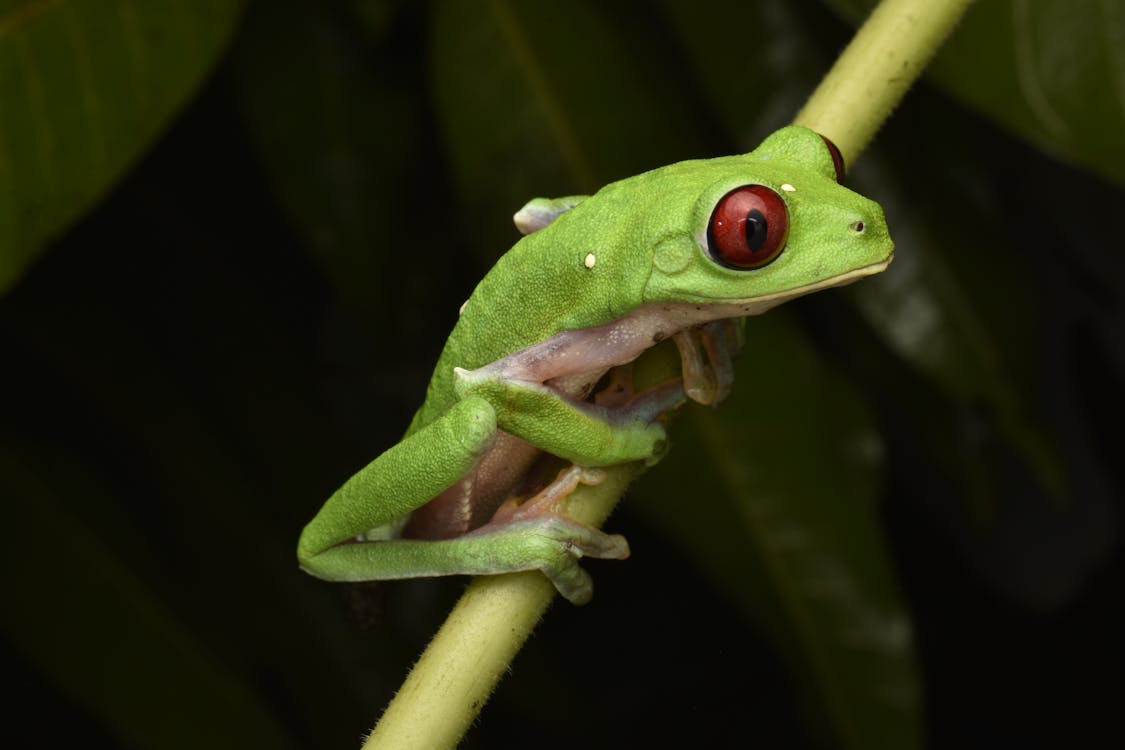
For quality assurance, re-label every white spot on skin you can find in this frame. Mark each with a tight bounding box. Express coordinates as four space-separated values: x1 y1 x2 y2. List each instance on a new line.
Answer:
459 299 469 315
780 183 796 192
584 252 597 269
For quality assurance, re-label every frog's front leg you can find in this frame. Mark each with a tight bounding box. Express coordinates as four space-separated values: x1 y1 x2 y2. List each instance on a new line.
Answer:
453 365 680 468
673 319 743 406
451 311 743 468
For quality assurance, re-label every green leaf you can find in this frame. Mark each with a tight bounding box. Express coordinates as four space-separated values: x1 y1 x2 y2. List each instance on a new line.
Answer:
0 0 245 295
632 313 922 750
824 0 1125 185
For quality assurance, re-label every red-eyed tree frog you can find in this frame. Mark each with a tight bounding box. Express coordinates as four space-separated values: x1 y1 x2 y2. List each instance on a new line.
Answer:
297 126 893 605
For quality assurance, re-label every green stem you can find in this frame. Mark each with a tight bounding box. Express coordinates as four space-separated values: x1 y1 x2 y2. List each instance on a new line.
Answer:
795 0 975 165
364 0 973 746
362 464 641 750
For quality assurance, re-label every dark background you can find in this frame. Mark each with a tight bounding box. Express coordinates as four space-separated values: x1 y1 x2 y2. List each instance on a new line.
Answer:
2 1 1122 748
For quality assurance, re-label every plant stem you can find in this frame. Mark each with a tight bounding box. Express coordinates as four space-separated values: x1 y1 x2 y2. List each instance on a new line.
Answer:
364 0 973 746
362 464 642 750
795 0 975 165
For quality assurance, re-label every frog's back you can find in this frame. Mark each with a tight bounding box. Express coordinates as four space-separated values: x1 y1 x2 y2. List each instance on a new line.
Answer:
403 177 668 434
402 153 748 435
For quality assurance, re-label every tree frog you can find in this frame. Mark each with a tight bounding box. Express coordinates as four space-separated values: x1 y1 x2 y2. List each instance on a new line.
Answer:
298 126 893 605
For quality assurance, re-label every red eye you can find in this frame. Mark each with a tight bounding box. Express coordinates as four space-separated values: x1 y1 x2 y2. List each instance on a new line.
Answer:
820 134 846 183
707 185 789 270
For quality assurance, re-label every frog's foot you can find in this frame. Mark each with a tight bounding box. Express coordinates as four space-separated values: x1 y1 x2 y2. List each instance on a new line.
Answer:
479 464 627 604
493 464 606 524
673 318 742 406
526 517 634 602
588 371 687 465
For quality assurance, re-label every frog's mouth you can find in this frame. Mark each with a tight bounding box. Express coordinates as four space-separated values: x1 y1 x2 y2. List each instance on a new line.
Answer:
733 255 892 314
664 255 893 316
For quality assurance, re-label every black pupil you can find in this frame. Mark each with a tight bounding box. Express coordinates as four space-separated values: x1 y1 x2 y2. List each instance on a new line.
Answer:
745 209 767 250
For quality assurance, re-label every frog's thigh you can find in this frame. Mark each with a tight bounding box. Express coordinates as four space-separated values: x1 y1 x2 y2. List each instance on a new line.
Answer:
297 396 497 562
454 368 667 466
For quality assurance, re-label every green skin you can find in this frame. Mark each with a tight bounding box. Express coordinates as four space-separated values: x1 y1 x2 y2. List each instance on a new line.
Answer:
297 126 894 604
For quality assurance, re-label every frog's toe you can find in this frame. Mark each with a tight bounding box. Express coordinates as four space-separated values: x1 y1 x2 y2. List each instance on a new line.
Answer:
540 514 631 561
544 562 596 605
531 514 630 605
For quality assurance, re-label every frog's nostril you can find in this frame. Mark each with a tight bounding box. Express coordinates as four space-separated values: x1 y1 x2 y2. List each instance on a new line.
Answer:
850 220 866 234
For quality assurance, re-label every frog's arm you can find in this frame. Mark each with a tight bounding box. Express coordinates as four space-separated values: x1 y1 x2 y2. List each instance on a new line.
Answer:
512 195 587 234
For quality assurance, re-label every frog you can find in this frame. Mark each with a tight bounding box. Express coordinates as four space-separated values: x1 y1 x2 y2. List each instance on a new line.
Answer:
297 126 893 605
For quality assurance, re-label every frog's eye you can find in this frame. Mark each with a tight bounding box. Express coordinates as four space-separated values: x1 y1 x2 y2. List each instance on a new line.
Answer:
707 185 789 270
820 135 846 183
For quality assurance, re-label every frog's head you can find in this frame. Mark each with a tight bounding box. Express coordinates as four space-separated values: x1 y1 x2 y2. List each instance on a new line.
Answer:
642 126 893 315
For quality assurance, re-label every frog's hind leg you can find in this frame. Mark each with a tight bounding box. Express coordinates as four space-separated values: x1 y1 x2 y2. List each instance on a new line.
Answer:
490 464 607 525
469 463 627 603
301 502 628 605
301 448 628 606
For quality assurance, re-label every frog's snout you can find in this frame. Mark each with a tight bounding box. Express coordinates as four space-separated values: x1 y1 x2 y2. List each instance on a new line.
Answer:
848 204 894 265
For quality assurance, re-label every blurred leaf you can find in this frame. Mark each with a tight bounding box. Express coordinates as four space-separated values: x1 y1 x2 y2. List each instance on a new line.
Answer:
825 0 1125 185
0 448 297 750
633 313 922 750
233 0 429 323
842 123 1119 609
0 0 245 295
849 148 1067 504
427 0 709 262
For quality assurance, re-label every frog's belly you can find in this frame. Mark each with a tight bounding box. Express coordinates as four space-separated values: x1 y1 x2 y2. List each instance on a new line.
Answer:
402 431 544 540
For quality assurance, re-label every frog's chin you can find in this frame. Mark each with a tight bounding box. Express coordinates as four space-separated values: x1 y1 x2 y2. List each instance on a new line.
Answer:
758 255 893 305
666 256 893 318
